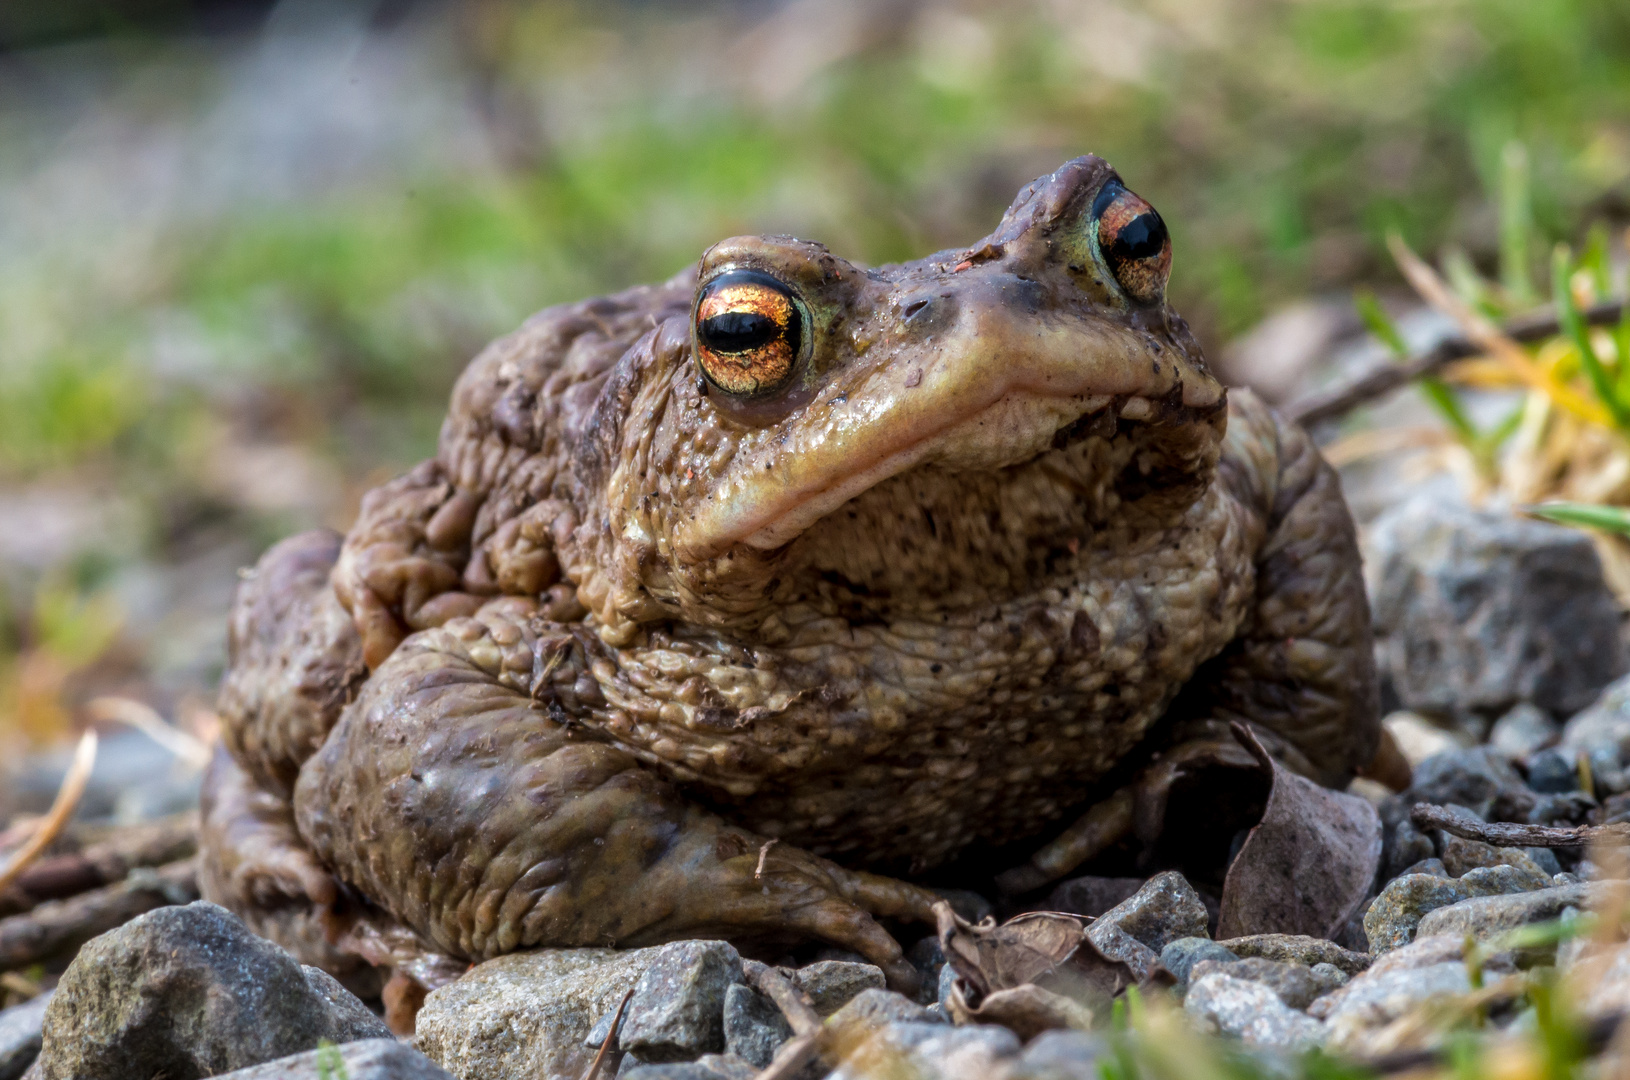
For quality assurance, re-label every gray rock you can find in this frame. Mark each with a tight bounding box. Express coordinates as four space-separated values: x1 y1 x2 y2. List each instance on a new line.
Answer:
620 941 744 1063
936 963 958 1011
1159 938 1238 986
624 1059 753 1080
1459 863 1553 896
1184 973 1326 1050
1316 963 1471 1053
1562 673 1630 761
720 985 790 1069
1309 963 1350 994
1084 871 1209 978
0 993 50 1080
905 937 945 1002
1365 495 1627 718
1363 873 1472 952
1385 817 1436 880
1525 750 1579 794
1489 703 1560 759
1046 876 1146 918
1439 836 1549 880
417 946 661 1080
1401 857 1450 878
1218 934 1371 975
932 889 994 925
830 1022 1020 1080
1527 847 1564 875
1590 745 1630 795
827 988 936 1029
1192 957 1323 1010
1416 882 1594 941
1406 749 1528 820
208 1039 454 1079
31 902 388 1080
790 960 883 1018
1012 1029 1110 1079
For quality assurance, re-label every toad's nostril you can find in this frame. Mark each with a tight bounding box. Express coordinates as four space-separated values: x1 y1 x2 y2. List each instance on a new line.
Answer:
903 299 930 319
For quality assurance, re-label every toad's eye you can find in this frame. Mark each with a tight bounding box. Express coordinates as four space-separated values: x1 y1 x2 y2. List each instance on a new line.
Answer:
694 270 806 397
1092 181 1171 305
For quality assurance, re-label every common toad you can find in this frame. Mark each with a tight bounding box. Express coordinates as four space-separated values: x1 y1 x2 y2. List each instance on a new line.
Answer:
200 156 1378 995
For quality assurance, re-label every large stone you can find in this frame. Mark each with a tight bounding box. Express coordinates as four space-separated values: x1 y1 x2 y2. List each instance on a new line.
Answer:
1084 871 1209 979
1184 973 1326 1050
1563 673 1630 762
1158 938 1238 987
30 902 388 1080
0 994 50 1080
623 1055 755 1080
1218 934 1371 975
1415 882 1593 942
1045 876 1146 919
826 988 936 1029
1488 703 1561 759
719 985 789 1069
1191 957 1323 1010
210 1039 455 1079
1011 1029 1110 1079
790 960 883 1018
1315 963 1471 1053
1404 749 1528 820
417 947 659 1080
619 941 743 1062
1365 495 1627 718
1363 874 1471 952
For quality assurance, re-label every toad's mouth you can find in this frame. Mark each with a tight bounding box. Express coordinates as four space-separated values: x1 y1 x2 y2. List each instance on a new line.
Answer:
677 384 1219 561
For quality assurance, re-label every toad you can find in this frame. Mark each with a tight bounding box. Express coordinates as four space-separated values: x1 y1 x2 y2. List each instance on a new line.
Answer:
200 156 1378 997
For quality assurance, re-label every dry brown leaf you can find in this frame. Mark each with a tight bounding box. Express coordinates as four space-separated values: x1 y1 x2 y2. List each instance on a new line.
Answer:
945 980 1094 1041
1216 724 1382 940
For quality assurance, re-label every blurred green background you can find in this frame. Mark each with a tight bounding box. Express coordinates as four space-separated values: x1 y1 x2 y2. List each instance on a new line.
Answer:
1 0 1627 746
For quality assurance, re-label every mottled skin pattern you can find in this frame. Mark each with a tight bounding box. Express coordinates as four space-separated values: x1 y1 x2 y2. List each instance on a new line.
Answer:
200 157 1378 993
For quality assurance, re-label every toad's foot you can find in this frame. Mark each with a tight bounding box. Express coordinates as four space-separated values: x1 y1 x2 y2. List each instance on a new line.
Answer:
292 607 937 993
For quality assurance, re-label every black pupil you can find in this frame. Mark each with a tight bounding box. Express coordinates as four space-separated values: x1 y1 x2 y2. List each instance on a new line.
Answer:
1110 212 1167 261
701 310 780 353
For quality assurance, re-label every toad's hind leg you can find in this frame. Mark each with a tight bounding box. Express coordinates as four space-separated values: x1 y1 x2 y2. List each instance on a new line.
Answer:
292 608 939 993
201 530 374 981
1000 390 1381 893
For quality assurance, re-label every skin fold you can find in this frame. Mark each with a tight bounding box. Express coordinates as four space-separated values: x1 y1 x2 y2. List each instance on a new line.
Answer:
201 156 1378 994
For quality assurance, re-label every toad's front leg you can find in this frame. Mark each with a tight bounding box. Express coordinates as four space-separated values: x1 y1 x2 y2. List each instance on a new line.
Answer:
292 610 937 993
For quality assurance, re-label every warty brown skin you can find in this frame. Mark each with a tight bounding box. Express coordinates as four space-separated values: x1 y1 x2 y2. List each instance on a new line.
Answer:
201 156 1378 991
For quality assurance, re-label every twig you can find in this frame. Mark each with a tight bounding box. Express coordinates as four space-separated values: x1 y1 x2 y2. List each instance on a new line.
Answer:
580 987 634 1080
0 732 98 895
741 959 822 1036
86 697 212 771
754 839 778 881
753 1031 823 1080
741 960 827 1080
1 814 197 915
1411 802 1630 849
1286 298 1626 427
0 857 197 971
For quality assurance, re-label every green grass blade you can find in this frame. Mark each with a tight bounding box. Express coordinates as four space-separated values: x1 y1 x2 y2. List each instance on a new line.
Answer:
1525 501 1630 535
1500 141 1536 307
1354 289 1409 358
1554 244 1630 431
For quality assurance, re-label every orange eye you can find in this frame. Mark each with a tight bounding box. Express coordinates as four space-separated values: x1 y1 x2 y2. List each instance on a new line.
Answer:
1092 181 1171 305
693 270 805 397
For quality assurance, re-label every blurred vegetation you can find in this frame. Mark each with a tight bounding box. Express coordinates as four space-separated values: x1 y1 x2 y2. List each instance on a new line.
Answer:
0 0 1627 744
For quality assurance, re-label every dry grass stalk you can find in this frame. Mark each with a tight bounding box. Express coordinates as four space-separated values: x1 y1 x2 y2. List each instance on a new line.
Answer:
0 730 97 895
